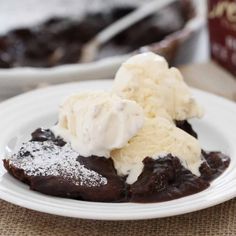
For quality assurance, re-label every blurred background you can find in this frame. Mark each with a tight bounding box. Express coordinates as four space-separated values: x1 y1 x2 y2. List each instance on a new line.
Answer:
0 0 208 65
0 0 235 101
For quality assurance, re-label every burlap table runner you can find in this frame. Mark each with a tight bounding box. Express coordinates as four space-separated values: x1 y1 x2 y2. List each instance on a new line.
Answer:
1 198 236 236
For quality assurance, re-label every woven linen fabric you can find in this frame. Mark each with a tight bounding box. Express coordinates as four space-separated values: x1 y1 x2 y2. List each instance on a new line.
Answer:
0 198 236 236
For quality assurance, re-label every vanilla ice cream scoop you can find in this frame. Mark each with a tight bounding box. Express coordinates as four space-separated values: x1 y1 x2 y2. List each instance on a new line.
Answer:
111 117 202 184
113 52 203 121
52 91 144 157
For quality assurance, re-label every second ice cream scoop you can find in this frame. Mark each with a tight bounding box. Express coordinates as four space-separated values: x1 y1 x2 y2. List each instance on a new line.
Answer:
111 117 202 184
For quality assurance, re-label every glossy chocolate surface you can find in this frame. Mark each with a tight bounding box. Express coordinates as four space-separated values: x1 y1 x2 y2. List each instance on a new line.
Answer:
3 122 230 203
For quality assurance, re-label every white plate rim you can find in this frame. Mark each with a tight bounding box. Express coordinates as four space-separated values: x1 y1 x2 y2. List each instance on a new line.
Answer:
0 80 236 220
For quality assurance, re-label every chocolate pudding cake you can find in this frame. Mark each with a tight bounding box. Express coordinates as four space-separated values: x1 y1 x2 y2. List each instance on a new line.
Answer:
3 126 229 203
3 53 231 203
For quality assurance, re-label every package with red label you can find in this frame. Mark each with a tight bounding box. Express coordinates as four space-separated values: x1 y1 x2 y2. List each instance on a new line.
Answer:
208 0 236 76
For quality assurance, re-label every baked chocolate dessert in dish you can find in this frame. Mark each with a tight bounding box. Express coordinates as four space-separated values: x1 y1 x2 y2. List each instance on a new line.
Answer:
3 53 230 203
0 1 194 68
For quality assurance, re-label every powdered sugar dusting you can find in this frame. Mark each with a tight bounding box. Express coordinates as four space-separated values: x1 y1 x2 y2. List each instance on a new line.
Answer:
8 141 107 187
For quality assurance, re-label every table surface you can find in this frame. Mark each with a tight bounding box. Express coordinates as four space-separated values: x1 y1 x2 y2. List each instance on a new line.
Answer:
180 61 236 102
1 198 236 236
0 61 236 236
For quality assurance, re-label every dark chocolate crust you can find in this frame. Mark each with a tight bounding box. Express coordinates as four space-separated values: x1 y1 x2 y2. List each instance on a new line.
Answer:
4 157 125 202
176 120 198 138
3 123 230 203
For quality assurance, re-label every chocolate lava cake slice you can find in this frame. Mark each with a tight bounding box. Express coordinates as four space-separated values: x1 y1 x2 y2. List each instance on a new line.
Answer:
3 129 125 202
3 122 230 203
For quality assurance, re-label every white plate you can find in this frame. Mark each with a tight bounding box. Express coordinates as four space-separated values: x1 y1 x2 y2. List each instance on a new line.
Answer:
0 80 236 220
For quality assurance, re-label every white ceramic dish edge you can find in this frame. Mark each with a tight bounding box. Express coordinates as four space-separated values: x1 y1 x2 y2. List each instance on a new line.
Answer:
0 80 236 220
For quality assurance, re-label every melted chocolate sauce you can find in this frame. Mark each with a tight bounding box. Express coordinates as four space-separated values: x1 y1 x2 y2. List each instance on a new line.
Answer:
3 123 230 203
176 120 198 138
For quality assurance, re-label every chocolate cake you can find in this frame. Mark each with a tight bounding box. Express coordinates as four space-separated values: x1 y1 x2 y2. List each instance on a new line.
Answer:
0 1 194 68
3 122 230 203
